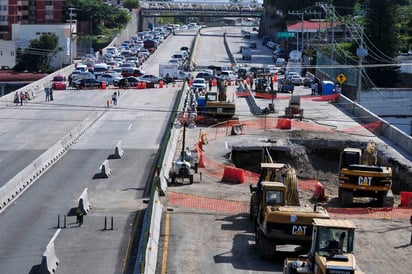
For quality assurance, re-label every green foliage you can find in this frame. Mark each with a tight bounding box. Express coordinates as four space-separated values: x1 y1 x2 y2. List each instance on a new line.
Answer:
364 0 400 86
14 34 59 72
123 0 140 11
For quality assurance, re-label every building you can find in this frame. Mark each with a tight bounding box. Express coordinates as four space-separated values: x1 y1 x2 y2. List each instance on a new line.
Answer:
0 0 65 40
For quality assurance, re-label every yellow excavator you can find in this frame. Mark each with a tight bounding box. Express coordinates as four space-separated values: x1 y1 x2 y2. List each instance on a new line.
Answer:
338 140 393 207
283 218 364 274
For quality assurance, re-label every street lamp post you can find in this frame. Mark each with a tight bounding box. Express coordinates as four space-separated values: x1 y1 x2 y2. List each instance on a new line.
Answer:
68 7 76 64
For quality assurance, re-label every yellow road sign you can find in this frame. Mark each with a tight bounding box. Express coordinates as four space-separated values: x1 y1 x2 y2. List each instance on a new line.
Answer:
337 73 347 84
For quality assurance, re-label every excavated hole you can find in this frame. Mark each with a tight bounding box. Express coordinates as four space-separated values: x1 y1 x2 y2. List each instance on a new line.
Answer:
229 138 408 194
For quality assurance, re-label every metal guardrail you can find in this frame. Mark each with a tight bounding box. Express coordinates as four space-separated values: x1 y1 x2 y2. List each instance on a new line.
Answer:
140 1 263 17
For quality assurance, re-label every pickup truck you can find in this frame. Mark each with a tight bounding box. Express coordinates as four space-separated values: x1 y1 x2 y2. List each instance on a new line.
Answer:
242 47 252 60
277 78 294 93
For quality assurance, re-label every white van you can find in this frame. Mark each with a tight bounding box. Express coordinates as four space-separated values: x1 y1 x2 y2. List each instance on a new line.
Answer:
105 47 119 56
75 63 88 72
93 63 109 77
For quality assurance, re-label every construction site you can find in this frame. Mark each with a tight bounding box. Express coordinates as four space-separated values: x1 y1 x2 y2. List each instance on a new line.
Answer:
158 80 412 273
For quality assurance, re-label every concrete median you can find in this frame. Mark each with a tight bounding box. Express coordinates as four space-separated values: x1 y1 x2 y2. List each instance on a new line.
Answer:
99 160 112 178
78 188 92 215
114 140 125 159
39 229 60 274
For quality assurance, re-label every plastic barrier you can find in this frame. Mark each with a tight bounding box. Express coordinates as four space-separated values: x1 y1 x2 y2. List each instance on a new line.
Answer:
221 166 245 184
78 188 92 214
159 80 164 88
39 229 60 274
99 159 112 178
399 191 412 207
312 182 326 201
141 81 147 89
101 81 107 89
231 124 243 135
276 118 292 129
114 140 125 159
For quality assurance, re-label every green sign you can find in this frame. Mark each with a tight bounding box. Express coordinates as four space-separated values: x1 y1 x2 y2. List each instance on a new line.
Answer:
277 32 295 38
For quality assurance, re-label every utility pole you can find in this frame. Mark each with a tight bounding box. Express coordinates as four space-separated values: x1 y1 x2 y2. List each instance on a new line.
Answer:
68 7 76 64
288 11 304 51
316 2 336 63
356 25 368 103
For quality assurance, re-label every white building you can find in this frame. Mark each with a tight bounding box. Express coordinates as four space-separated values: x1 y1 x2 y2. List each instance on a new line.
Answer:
0 40 17 69
1 23 77 69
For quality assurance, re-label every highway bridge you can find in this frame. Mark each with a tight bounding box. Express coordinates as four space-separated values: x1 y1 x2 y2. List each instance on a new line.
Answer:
0 26 411 274
139 1 264 17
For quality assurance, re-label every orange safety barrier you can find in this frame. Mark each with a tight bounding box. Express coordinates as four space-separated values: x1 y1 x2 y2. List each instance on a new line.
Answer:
212 78 217 87
399 191 412 207
312 182 326 201
221 166 245 184
188 79 193 87
101 81 107 89
245 77 251 85
276 118 292 129
159 80 164 88
141 81 147 89
272 74 278 82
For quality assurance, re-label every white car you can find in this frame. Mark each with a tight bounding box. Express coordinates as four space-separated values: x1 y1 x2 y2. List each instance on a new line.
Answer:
220 71 237 81
288 74 303 85
192 78 207 90
97 73 123 85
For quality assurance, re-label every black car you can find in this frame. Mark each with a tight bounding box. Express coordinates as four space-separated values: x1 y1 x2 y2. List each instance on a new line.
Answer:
117 76 140 88
73 78 106 89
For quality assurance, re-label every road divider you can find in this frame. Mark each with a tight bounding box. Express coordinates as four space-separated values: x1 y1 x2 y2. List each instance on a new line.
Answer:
99 160 112 178
78 188 92 215
115 140 125 159
39 229 61 274
0 110 105 212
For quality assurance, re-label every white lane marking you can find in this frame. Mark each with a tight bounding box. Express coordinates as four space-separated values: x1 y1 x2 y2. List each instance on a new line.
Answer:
128 124 133 130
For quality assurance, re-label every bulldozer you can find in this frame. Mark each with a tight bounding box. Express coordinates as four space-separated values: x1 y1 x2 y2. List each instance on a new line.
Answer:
338 141 393 207
249 163 330 258
196 79 235 119
283 218 364 274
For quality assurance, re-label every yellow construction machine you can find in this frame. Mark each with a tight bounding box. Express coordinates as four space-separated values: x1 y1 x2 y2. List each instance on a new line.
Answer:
249 163 330 258
283 218 364 274
196 79 235 119
338 141 393 207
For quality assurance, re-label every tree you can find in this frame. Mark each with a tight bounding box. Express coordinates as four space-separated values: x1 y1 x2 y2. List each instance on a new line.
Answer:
14 34 59 72
123 0 139 11
364 0 400 87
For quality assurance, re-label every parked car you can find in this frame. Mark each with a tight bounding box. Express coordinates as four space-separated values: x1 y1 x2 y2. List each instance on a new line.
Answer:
72 78 106 89
195 72 213 81
192 78 207 90
137 74 166 84
288 74 304 85
97 73 123 85
220 71 237 81
51 75 67 90
117 76 140 88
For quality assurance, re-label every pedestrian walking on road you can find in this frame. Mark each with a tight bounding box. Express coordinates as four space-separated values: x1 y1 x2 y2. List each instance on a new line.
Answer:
19 91 24 106
14 92 19 105
45 87 50 102
76 209 84 227
410 215 412 245
112 92 118 106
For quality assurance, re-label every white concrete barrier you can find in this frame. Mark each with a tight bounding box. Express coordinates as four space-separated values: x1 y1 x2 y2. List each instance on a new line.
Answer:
39 229 61 274
0 110 105 212
78 188 92 215
115 140 125 159
99 160 112 178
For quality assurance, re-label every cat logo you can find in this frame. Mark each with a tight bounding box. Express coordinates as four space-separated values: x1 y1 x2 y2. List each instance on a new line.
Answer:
358 176 372 186
292 225 308 236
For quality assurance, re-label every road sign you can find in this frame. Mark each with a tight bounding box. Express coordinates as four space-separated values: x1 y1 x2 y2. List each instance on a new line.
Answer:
337 73 347 84
277 32 295 38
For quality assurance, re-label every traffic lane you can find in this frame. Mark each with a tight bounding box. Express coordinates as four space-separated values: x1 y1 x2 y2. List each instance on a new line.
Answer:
55 148 155 274
196 27 231 68
0 89 115 186
0 148 112 274
141 30 196 75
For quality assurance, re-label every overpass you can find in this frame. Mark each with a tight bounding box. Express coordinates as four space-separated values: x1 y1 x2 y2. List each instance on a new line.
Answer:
139 1 264 18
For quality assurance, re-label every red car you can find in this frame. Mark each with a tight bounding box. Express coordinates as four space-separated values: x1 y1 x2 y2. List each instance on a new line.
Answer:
52 75 67 90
